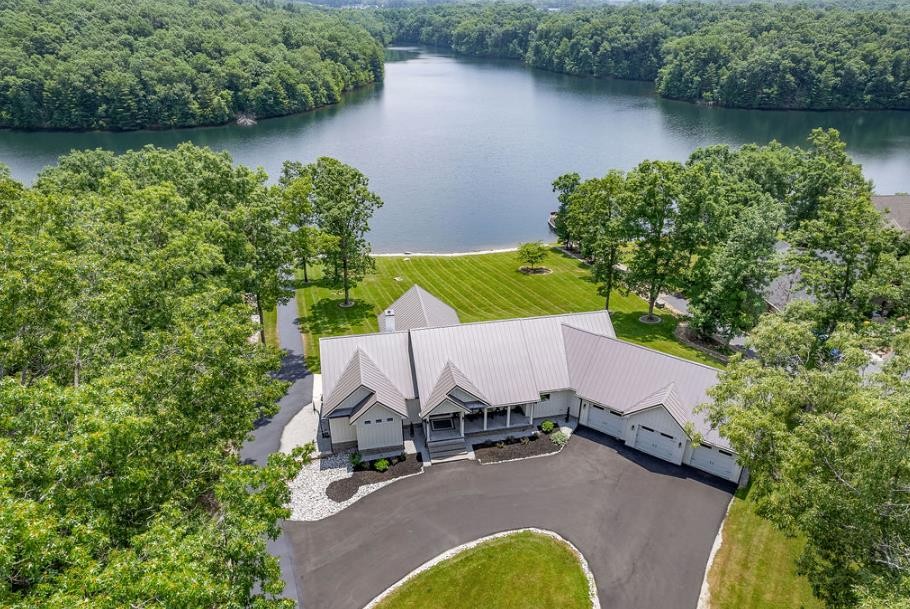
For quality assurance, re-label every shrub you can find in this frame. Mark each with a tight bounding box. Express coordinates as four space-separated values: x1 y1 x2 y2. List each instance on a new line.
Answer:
549 430 569 447
374 458 390 473
520 436 530 446
496 440 506 450
540 419 556 434
349 451 364 469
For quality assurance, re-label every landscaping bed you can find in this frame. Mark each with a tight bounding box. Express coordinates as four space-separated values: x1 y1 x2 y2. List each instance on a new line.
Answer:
326 453 423 502
473 432 562 463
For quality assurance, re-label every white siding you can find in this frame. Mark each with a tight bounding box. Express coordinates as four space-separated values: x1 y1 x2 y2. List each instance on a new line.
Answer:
624 406 686 465
688 444 742 483
329 417 356 444
355 404 404 451
581 400 626 438
425 398 467 417
533 390 576 418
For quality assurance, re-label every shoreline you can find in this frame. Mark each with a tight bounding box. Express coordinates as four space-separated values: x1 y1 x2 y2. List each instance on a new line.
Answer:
374 245 552 257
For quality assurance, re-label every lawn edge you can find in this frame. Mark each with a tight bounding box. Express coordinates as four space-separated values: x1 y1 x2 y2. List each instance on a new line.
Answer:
364 528 601 609
697 495 735 609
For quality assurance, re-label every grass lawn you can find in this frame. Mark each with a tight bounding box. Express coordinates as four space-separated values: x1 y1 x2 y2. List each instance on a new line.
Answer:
708 485 822 609
296 248 718 371
262 307 279 348
374 531 591 609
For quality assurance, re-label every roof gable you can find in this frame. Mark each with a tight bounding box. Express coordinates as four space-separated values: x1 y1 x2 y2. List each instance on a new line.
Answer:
421 361 490 417
322 349 408 418
378 285 460 332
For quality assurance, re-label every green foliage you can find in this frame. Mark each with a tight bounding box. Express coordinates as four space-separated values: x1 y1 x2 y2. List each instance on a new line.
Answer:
380 2 910 110
539 419 556 434
703 320 910 608
548 430 568 447
373 458 390 473
0 144 310 608
516 241 547 271
289 157 384 306
349 451 364 469
0 0 384 130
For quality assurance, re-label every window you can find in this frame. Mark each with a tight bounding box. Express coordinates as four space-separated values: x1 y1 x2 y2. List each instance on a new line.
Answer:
641 425 655 432
386 417 393 422
375 419 383 424
364 420 371 425
660 432 674 439
540 393 551 401
430 418 454 431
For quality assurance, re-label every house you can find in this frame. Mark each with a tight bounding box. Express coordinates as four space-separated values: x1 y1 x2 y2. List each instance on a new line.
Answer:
318 285 743 483
872 194 910 233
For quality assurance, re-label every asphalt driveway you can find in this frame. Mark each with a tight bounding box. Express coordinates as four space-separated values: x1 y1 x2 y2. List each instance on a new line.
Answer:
285 428 734 609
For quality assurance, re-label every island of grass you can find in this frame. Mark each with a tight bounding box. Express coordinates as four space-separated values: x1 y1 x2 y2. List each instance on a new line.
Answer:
373 531 593 609
296 247 719 370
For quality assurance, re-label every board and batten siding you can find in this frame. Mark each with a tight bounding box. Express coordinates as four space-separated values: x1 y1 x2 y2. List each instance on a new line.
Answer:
532 390 577 419
329 416 356 444
355 403 404 451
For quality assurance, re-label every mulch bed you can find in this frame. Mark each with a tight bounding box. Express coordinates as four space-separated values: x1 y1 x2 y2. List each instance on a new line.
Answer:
326 454 423 503
473 433 560 464
519 266 553 275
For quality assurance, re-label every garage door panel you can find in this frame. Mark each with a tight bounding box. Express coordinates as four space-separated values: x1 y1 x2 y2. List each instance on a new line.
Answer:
689 445 737 481
585 403 624 438
633 425 677 462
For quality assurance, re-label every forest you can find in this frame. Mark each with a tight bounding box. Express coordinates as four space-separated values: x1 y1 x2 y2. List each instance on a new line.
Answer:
0 0 385 130
382 2 910 110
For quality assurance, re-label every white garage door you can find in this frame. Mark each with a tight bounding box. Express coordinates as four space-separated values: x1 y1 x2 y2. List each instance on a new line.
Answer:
634 425 677 462
689 445 737 481
586 404 624 438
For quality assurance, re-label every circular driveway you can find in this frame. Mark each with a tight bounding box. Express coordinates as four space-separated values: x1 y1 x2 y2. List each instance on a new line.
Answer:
284 428 735 609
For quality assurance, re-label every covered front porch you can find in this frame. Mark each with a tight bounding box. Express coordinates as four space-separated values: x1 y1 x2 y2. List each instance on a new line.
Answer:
424 403 566 442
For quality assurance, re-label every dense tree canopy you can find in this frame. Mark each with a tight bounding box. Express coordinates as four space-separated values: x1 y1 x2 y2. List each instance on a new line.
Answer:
0 0 385 130
381 2 910 110
0 145 310 607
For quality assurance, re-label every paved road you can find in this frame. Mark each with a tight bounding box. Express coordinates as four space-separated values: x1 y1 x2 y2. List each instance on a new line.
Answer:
286 428 734 609
240 296 314 605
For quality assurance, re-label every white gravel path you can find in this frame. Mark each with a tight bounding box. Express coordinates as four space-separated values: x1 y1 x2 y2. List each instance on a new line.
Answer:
287 449 422 521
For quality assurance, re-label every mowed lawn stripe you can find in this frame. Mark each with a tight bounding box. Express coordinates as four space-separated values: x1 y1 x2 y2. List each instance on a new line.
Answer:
296 249 718 370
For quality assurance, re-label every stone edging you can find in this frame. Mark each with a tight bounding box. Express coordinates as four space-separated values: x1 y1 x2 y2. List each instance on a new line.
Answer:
361 528 601 609
474 426 574 466
696 495 735 609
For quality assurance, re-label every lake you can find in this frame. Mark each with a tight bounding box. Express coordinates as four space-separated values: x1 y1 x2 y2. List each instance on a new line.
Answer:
2 47 909 253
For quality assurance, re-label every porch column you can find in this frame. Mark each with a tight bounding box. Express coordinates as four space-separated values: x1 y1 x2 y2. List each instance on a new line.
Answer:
460 412 464 436
528 402 534 424
506 405 511 428
483 408 488 431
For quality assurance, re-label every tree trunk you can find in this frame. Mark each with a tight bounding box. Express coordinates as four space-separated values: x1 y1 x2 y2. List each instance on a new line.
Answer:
256 292 266 345
342 257 350 306
604 272 612 311
302 259 309 284
73 344 81 388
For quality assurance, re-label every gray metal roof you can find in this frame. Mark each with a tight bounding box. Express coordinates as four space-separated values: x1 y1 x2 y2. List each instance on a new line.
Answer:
378 285 460 332
321 349 408 419
410 311 615 410
562 325 729 449
422 360 490 417
320 331 416 403
872 194 910 232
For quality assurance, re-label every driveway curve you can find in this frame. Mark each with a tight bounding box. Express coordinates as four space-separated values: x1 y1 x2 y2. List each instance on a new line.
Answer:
285 428 734 609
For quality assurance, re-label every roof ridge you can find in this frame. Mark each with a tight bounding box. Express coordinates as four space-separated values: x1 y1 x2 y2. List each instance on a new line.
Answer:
561 325 721 373
408 309 612 334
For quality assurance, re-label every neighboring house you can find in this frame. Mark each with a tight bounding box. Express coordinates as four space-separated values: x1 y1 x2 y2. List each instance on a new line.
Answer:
872 194 910 232
318 285 743 483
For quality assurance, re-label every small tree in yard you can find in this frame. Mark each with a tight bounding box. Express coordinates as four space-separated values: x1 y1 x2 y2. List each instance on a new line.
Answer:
517 241 548 272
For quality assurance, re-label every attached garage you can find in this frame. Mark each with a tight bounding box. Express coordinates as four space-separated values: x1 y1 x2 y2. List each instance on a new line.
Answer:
583 402 625 438
688 444 740 482
633 425 679 462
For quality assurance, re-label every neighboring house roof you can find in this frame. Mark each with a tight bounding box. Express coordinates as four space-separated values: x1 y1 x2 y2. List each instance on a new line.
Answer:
378 285 460 332
409 311 616 411
764 241 812 312
562 325 729 449
321 330 417 403
872 194 910 232
422 360 490 417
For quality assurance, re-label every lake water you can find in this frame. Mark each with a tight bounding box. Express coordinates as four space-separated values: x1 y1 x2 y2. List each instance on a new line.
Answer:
2 47 909 253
